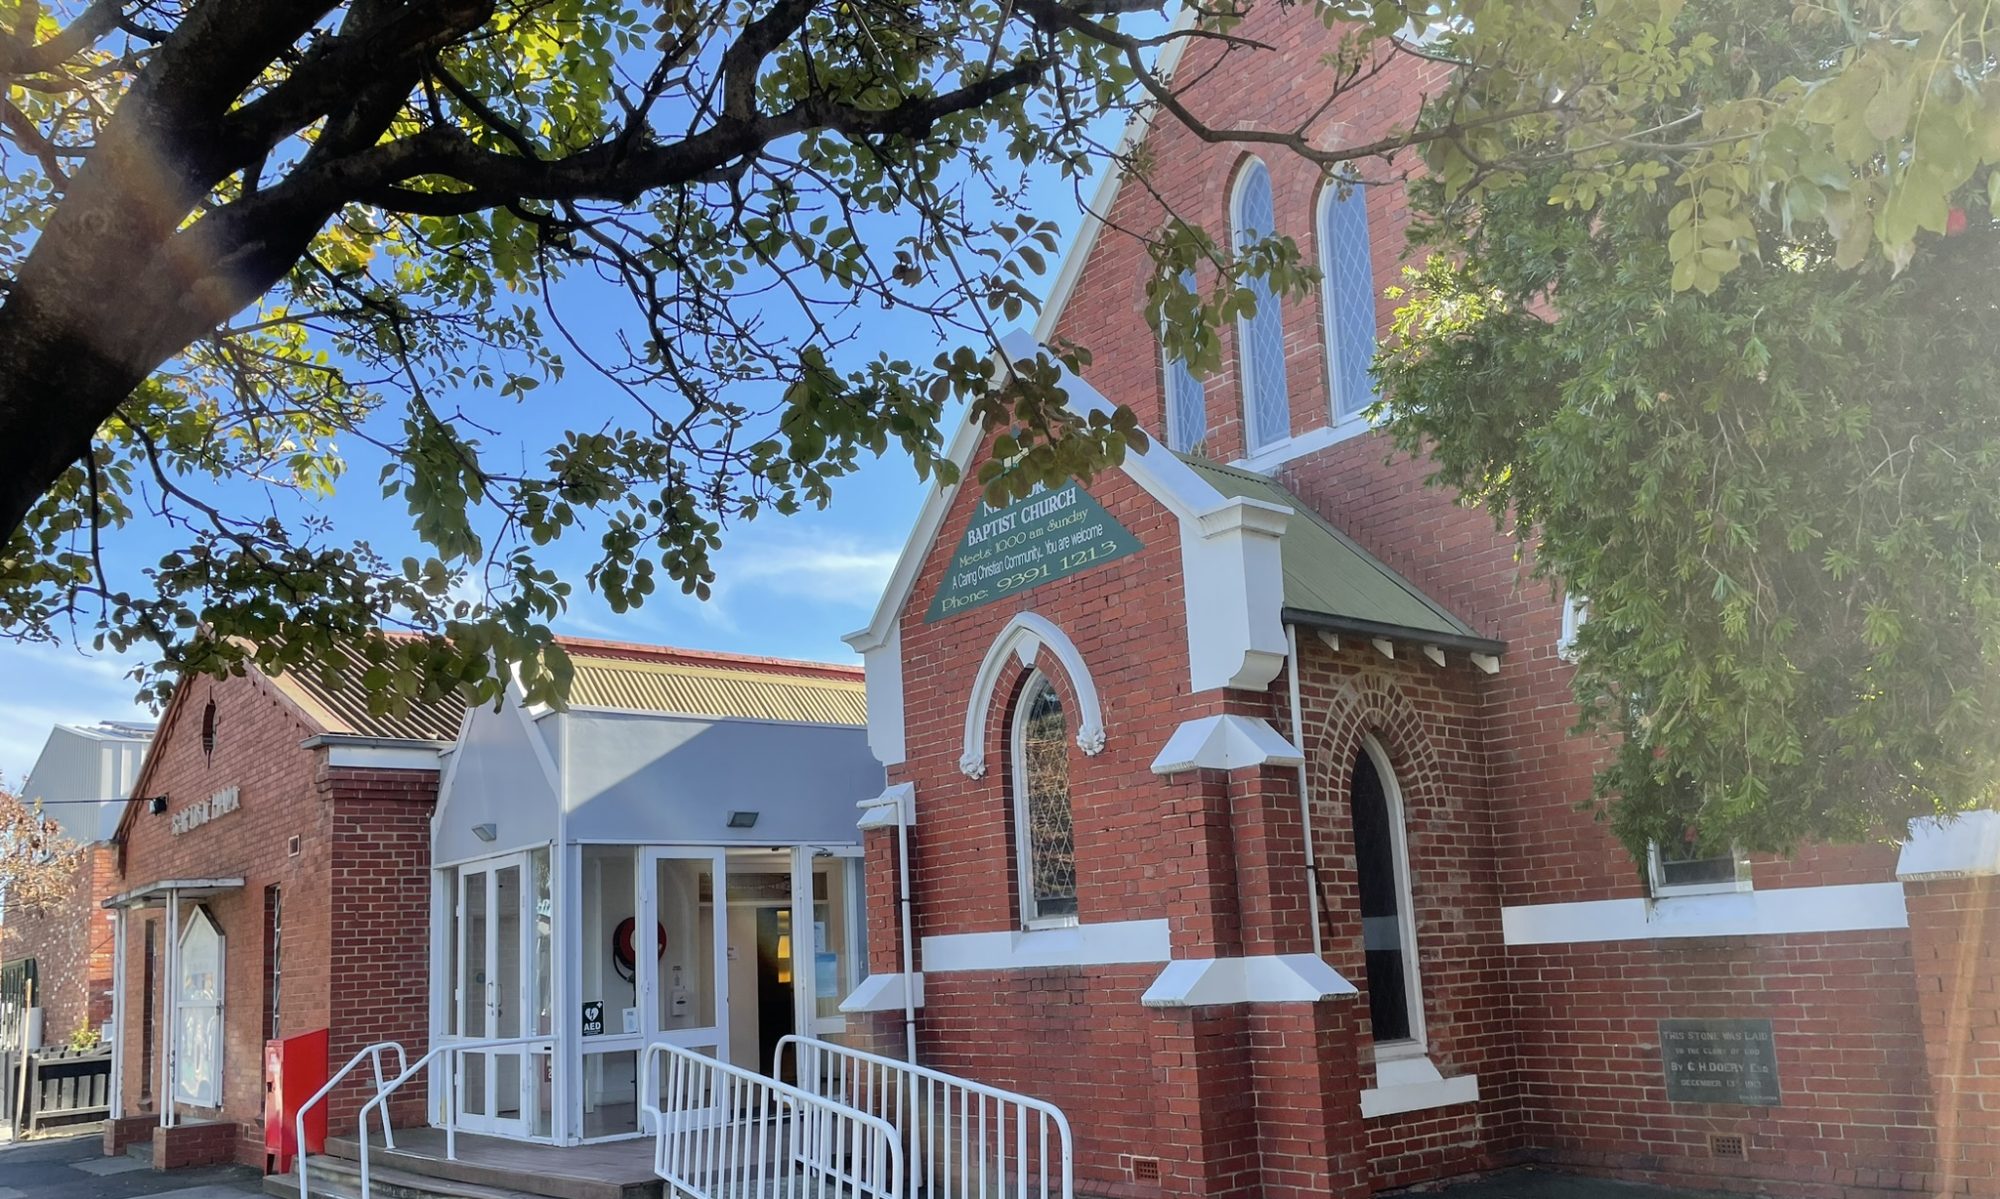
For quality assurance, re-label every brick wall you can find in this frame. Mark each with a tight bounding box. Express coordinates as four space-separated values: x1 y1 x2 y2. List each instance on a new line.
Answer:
2 842 119 1043
326 767 439 1130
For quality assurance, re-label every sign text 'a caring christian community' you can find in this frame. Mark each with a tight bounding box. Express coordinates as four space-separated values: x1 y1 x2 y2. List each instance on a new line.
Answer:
926 481 1142 621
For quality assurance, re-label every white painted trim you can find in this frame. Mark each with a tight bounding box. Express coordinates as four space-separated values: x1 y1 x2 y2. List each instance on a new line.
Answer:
1140 954 1356 1008
860 622 906 765
324 744 446 771
1361 1070 1479 1119
1150 714 1303 774
921 918 1172 973
1898 811 2000 880
1500 881 1909 946
960 613 1106 778
856 782 914 832
839 972 924 1014
1229 414 1375 475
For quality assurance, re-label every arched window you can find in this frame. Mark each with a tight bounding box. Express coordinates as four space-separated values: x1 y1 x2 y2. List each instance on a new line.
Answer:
1319 182 1378 419
1350 739 1424 1047
1011 672 1077 926
175 906 225 1107
1231 159 1291 452
1162 269 1207 453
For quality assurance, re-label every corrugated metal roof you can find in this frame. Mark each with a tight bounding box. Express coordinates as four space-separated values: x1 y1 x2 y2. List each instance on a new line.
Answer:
566 654 868 726
1182 456 1500 651
265 638 468 743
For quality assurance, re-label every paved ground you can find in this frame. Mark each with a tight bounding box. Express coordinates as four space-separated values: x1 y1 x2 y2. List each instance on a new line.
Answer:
0 1130 264 1199
1404 1166 1735 1199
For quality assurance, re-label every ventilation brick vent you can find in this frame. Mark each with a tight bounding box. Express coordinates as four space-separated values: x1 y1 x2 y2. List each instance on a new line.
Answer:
1710 1133 1746 1159
1129 1156 1162 1184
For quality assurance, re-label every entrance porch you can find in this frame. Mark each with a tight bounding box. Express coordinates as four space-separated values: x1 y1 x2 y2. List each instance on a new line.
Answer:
431 843 865 1147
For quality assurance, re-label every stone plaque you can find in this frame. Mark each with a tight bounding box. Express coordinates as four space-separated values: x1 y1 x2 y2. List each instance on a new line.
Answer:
924 480 1143 622
1660 1018 1781 1106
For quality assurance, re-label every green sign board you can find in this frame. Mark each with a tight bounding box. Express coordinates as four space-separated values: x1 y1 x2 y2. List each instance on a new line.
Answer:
925 480 1144 622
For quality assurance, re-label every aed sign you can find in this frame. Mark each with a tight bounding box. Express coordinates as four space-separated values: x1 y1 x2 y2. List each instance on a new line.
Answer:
580 1000 605 1037
925 481 1142 622
169 787 241 837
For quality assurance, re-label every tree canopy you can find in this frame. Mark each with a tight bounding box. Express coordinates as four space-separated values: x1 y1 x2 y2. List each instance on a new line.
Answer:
0 780 85 920
0 0 1992 740
1381 0 2000 854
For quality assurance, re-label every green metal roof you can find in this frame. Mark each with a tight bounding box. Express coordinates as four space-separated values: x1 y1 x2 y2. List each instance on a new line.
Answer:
1182 456 1504 654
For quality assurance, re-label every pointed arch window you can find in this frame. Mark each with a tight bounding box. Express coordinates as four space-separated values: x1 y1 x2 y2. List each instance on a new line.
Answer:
175 906 225 1107
1319 182 1379 419
1011 672 1077 927
1350 740 1424 1049
1231 159 1291 451
1162 269 1208 453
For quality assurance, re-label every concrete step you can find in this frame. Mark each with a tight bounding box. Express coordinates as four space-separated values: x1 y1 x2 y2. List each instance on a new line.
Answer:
323 1136 657 1199
265 1154 553 1199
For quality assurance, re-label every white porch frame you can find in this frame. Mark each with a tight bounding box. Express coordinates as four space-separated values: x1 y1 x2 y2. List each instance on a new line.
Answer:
100 877 244 1128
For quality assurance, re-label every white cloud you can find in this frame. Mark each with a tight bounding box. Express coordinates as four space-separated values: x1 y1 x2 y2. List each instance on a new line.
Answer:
725 536 900 606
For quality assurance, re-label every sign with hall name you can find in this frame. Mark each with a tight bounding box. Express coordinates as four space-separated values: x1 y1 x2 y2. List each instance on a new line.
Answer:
1660 1018 1781 1106
925 481 1143 622
169 787 240 836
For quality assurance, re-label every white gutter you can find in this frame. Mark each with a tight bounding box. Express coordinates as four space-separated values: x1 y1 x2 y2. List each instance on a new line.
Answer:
1286 625 1325 957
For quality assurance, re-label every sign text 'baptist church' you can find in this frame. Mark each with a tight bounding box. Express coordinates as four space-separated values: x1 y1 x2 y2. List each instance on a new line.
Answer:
926 481 1143 621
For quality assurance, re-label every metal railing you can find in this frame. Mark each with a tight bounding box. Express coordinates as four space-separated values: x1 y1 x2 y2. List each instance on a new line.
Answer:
295 1041 407 1199
777 1037 1074 1199
347 1035 553 1199
642 1040 903 1199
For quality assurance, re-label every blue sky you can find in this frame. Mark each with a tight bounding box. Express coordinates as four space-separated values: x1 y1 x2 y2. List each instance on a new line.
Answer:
0 108 1125 788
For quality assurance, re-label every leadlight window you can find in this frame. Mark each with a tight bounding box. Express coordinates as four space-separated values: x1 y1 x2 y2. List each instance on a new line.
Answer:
1163 269 1207 453
1350 740 1424 1047
1232 159 1291 452
1011 673 1077 926
175 907 224 1108
1319 183 1378 418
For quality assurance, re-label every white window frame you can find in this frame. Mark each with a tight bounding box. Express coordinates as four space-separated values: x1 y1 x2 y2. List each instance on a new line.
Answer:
1316 180 1380 423
1230 157 1290 454
1556 593 1589 660
1011 670 1080 931
1648 840 1754 898
173 905 224 1109
1357 736 1427 1057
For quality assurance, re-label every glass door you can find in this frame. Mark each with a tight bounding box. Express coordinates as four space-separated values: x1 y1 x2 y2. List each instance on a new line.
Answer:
454 853 535 1138
638 848 728 1132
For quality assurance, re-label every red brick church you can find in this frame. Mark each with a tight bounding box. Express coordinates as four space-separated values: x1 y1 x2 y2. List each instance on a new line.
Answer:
838 7 2000 1199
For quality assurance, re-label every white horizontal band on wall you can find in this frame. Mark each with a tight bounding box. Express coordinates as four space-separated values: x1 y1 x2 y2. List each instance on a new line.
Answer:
1500 881 1909 947
921 918 1172 973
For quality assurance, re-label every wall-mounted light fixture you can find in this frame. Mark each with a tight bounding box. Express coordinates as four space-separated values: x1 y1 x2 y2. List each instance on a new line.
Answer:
727 811 759 829
471 823 498 842
145 796 168 815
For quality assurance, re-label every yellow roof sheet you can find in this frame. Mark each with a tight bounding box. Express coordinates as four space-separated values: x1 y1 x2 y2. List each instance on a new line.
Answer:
566 655 868 726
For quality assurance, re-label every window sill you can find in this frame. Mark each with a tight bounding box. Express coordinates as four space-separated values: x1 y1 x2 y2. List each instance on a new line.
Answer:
1359 1053 1479 1119
1651 880 1755 900
1230 415 1374 475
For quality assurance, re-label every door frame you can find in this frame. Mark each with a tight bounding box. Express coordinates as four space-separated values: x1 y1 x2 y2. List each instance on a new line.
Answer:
452 851 536 1139
634 847 729 1135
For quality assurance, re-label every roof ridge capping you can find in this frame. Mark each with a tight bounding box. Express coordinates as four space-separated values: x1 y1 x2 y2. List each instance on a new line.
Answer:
555 635 861 681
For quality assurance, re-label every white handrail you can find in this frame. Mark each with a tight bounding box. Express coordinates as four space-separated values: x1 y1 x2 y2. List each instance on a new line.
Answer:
353 1035 555 1199
640 1040 903 1199
296 1041 408 1199
778 1036 1075 1199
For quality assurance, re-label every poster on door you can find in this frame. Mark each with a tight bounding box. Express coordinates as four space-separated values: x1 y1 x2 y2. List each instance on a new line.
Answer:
580 999 604 1037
